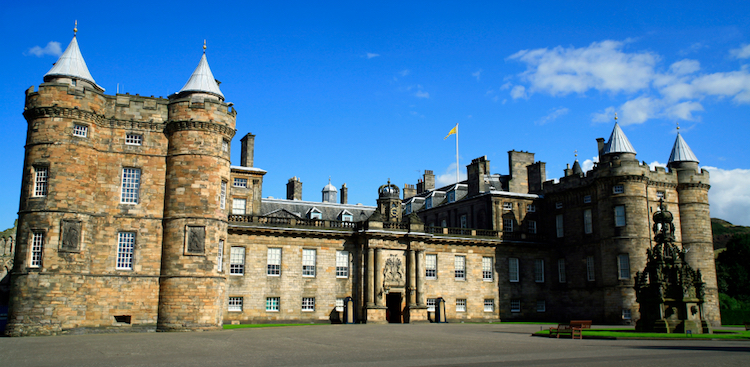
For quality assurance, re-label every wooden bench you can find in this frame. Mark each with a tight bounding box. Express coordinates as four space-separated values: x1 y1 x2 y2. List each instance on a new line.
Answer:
549 320 592 339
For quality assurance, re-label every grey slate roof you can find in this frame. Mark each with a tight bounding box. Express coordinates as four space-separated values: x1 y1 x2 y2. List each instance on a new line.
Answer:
178 53 224 99
261 198 376 222
668 132 699 163
603 122 637 155
44 36 103 91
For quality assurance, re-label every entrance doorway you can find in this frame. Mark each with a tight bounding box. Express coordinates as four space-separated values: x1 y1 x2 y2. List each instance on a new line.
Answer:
386 292 402 323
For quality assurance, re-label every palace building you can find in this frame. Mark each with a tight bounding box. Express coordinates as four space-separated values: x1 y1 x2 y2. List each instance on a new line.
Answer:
4 28 719 336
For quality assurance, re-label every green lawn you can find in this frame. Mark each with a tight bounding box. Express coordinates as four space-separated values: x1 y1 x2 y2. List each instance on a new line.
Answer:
534 329 750 340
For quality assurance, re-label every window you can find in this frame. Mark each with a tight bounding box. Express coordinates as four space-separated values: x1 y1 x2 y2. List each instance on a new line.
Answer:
447 191 455 203
336 298 345 312
503 202 513 210
232 198 246 215
482 257 493 281
336 250 349 278
220 181 227 210
230 247 245 275
460 215 467 228
510 299 521 312
441 219 447 227
340 212 353 222
302 249 316 277
555 202 563 209
228 297 243 312
308 208 322 220
266 297 280 312
267 248 281 276
618 254 630 280
73 124 88 137
503 218 513 233
302 297 315 312
426 254 437 279
586 255 595 281
536 300 546 312
120 168 141 204
234 178 248 188
656 191 665 199
454 255 465 280
404 203 412 215
509 258 519 282
116 232 135 270
456 299 466 312
555 214 564 238
622 309 632 320
583 195 591 203
614 206 626 227
528 220 537 234
557 259 566 283
584 209 593 234
534 259 544 283
125 133 142 145
613 185 624 194
484 299 495 312
33 166 49 197
526 204 536 212
217 239 224 272
427 298 436 312
221 139 229 153
30 231 44 268
425 197 432 209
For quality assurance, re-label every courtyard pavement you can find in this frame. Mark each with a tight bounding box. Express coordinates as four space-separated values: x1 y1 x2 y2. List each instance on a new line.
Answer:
0 323 748 366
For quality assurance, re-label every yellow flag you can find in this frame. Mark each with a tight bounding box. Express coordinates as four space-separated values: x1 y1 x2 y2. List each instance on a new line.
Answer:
444 124 457 140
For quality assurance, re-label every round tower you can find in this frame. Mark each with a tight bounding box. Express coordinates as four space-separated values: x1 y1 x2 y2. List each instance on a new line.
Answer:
667 131 719 327
157 44 236 331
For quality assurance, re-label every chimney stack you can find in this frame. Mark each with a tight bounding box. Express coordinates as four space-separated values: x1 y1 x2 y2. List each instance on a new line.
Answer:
240 133 255 167
286 177 302 200
340 183 348 204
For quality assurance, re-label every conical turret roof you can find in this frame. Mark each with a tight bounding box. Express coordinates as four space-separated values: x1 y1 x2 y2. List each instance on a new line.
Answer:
603 122 636 155
44 35 103 91
178 51 224 99
572 160 583 175
668 132 699 164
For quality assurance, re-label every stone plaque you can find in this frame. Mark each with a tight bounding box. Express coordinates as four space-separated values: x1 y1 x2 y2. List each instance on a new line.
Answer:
383 254 404 287
60 220 82 252
186 226 205 254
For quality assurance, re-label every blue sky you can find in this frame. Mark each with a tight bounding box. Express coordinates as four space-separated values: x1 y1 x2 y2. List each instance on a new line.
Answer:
1 1 750 228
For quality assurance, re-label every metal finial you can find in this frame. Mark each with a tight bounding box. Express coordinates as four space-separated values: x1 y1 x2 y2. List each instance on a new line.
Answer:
574 150 578 158
203 39 206 52
676 121 680 131
74 20 78 36
614 112 618 122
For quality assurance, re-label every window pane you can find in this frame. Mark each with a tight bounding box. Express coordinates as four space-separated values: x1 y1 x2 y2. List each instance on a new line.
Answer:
230 247 245 275
34 166 49 197
232 198 246 215
509 258 519 282
456 299 466 312
426 254 437 279
302 297 315 311
217 240 224 272
534 259 544 283
557 259 566 283
267 248 281 276
234 178 248 188
584 209 593 234
30 232 44 268
586 256 595 281
121 168 141 204
454 256 465 280
303 249 316 276
555 214 564 238
484 299 494 312
510 299 521 312
482 257 493 281
426 298 436 312
266 297 279 311
125 134 142 145
336 250 349 278
116 232 135 270
615 206 626 227
618 254 630 280
228 297 243 312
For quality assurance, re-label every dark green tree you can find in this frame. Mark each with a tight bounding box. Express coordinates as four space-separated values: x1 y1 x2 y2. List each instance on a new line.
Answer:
716 234 750 305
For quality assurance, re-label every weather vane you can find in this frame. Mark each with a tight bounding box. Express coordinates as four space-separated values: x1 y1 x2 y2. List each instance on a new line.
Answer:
74 20 78 36
203 39 206 52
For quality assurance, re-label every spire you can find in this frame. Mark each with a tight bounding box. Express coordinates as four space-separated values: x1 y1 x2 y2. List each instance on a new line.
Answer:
603 114 636 155
177 41 224 100
44 21 104 91
572 150 583 175
668 129 699 164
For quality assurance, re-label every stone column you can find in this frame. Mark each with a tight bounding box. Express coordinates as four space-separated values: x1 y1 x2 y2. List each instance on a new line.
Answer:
408 249 417 306
374 248 383 307
416 250 425 306
367 247 375 307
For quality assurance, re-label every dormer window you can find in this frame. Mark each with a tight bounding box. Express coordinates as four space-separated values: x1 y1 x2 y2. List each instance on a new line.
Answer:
308 208 322 220
425 197 433 209
339 210 353 222
447 191 455 203
404 203 412 215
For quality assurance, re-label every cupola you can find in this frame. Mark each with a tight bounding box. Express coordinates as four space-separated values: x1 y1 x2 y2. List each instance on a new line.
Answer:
43 21 104 92
174 40 224 101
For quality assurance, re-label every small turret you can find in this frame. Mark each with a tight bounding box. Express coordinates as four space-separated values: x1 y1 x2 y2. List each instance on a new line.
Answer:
322 178 338 203
43 21 104 92
601 115 637 164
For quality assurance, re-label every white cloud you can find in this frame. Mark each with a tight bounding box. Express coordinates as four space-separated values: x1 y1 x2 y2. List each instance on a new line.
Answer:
472 69 482 81
510 85 527 99
435 162 468 187
581 156 599 172
500 82 512 90
27 41 62 57
648 161 667 170
679 42 707 56
703 166 750 226
399 69 410 77
730 44 750 59
366 53 380 59
415 90 430 98
537 107 569 125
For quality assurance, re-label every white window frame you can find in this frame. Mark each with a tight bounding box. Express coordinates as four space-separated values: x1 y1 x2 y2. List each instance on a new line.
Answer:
586 255 596 282
454 255 466 280
302 297 315 312
30 231 44 268
232 198 246 215
447 191 455 203
583 195 591 203
618 254 630 280
528 220 537 234
308 208 322 220
73 124 88 137
120 168 141 204
503 202 513 210
234 177 248 188
425 197 432 209
614 205 626 227
336 250 349 278
228 297 243 312
482 257 493 281
267 248 281 276
557 258 566 283
503 218 513 233
509 258 519 282
116 232 135 270
221 139 229 153
510 299 521 313
456 299 466 312
335 298 345 312
536 300 546 312
584 209 593 234
622 309 632 320
33 166 49 197
230 247 245 275
125 133 142 146
656 191 665 199
613 184 624 194
534 259 544 283
220 181 227 210
426 254 437 280
555 202 563 209
426 298 436 312
266 297 280 312
302 249 316 277
484 299 495 312
526 204 536 212
217 239 224 272
555 214 564 238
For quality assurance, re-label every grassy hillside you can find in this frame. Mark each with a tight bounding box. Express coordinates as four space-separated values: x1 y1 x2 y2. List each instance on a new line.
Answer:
713 218 750 252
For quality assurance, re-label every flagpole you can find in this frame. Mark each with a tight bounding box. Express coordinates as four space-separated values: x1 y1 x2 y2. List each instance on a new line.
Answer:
455 124 459 184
